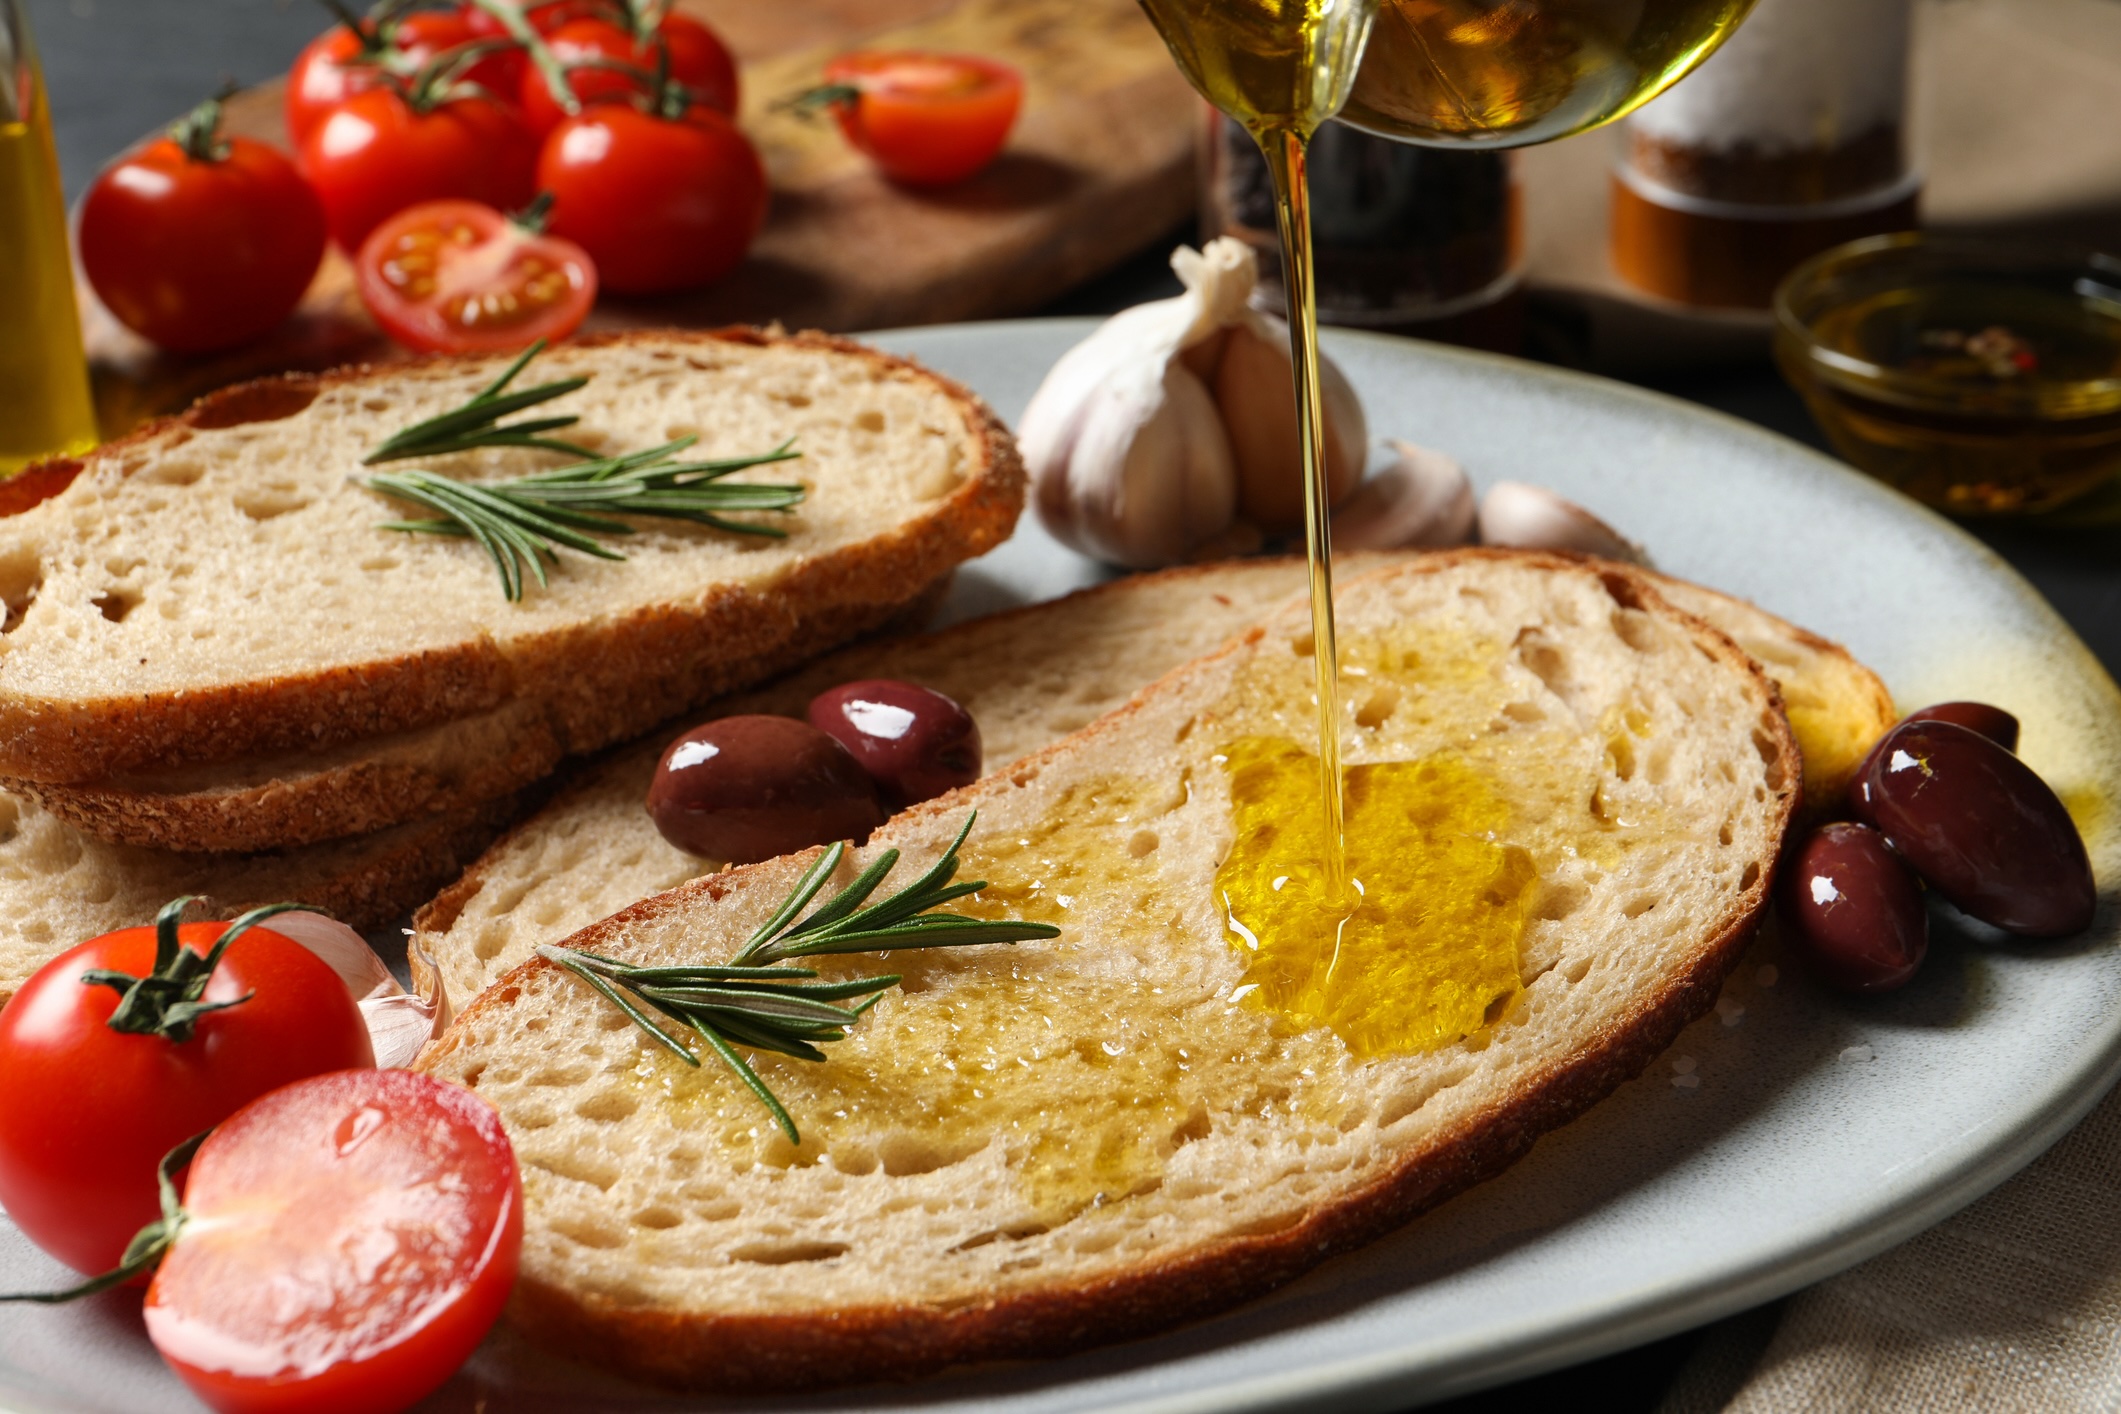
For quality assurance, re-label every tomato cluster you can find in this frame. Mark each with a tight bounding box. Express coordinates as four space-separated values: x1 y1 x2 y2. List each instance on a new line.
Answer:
80 0 763 357
0 901 521 1414
77 5 1025 359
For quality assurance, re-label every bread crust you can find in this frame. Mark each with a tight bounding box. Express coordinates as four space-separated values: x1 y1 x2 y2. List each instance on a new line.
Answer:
0 328 1024 784
13 571 959 853
419 549 1800 1392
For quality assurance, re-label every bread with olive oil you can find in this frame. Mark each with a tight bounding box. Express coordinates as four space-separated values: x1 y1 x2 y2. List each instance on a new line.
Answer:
0 328 1023 844
412 553 1886 1011
416 549 1799 1391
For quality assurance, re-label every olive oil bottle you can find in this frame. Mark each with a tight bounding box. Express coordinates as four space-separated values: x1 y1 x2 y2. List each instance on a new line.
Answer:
0 0 97 475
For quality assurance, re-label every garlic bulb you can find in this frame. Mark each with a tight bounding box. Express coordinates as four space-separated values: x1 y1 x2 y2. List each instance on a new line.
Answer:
1477 481 1649 566
1020 238 1367 568
1330 440 1476 550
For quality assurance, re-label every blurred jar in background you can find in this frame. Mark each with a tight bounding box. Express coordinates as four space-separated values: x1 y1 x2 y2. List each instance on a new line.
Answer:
1201 113 1524 353
1611 0 1920 310
0 0 97 476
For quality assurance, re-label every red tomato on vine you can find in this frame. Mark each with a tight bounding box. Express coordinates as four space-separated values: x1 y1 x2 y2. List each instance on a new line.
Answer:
0 900 374 1276
287 3 520 147
540 73 767 294
79 90 327 354
518 9 737 136
300 49 539 251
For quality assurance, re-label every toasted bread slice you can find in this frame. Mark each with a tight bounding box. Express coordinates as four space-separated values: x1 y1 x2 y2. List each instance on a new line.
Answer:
0 790 519 1008
0 329 1022 799
416 550 1798 1390
413 553 1885 1012
1646 573 1895 807
17 573 957 854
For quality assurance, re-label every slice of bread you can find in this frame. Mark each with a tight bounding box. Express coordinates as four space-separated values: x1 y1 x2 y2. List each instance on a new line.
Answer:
412 553 1888 1012
0 329 1023 797
415 550 1799 1390
16 572 957 854
0 790 518 1009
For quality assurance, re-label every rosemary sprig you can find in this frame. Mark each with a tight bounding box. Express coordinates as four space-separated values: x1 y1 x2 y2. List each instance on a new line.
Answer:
362 340 596 464
538 815 1059 1143
366 436 805 600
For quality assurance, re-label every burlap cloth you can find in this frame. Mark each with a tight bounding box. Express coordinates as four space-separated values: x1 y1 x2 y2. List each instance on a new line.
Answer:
1658 1072 2121 1412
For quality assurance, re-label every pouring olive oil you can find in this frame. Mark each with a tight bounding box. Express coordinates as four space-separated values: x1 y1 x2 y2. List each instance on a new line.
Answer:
1134 0 1752 1022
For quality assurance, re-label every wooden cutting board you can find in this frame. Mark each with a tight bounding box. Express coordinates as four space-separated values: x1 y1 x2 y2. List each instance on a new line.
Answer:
83 0 1198 435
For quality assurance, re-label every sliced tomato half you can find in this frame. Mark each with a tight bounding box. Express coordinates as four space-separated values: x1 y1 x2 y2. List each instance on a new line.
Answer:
143 1069 521 1414
354 197 597 354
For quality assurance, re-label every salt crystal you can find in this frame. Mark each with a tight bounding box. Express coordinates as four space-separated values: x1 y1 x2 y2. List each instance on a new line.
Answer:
1717 999 1745 1027
1841 1044 1876 1064
1672 1074 1701 1090
1672 1055 1697 1075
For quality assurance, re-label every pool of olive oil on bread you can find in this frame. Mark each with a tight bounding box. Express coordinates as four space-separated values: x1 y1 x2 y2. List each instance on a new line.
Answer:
421 552 1797 1391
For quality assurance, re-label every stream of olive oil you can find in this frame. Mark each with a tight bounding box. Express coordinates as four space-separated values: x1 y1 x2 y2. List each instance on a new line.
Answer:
1134 0 1376 902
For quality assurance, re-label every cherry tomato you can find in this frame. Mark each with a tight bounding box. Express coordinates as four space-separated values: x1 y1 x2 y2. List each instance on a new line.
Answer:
540 100 767 293
519 13 738 136
464 0 609 39
78 94 326 355
355 198 596 353
0 911 374 1275
286 10 518 149
817 51 1022 185
144 1069 521 1414
301 84 538 251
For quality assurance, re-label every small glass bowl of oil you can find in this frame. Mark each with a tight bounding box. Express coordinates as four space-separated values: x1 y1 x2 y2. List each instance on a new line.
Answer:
1774 234 2121 515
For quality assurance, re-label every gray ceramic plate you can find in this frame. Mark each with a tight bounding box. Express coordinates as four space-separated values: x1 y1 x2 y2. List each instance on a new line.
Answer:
4 320 2118 1414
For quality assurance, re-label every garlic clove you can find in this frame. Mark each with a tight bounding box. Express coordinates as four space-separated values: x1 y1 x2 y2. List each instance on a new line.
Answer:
1214 319 1367 532
260 910 444 1069
1041 352 1237 569
1330 440 1477 550
1477 481 1649 566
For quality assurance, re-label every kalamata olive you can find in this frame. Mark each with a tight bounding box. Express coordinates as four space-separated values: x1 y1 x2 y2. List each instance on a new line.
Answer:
1780 822 1929 992
646 715 886 864
1903 701 2020 753
807 679 982 807
1852 719 2095 937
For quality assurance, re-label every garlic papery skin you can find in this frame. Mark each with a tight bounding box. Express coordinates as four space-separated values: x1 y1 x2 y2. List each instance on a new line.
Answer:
1330 440 1476 550
1477 481 1649 566
261 910 444 1069
1033 347 1237 569
1216 312 1367 530
1020 237 1368 567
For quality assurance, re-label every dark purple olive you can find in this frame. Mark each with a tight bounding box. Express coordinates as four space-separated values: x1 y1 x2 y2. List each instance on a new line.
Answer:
646 715 886 864
1852 719 2095 938
807 679 982 808
1780 823 1929 992
1903 701 2020 753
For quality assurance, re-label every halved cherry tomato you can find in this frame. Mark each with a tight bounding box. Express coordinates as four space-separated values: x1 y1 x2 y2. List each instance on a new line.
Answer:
0 907 374 1276
79 91 326 354
286 9 519 148
518 12 738 136
816 51 1022 185
355 197 596 352
144 1069 521 1414
302 83 538 251
540 98 767 294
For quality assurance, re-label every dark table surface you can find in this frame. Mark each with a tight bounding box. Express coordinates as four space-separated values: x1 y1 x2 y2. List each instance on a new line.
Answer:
21 1 2120 1409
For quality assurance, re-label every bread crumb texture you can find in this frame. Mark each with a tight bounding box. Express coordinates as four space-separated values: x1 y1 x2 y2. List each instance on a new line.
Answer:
418 552 1797 1390
0 331 1020 781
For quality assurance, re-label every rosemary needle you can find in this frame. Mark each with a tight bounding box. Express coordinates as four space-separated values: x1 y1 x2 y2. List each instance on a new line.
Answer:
362 340 597 465
366 437 806 601
538 815 1059 1144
